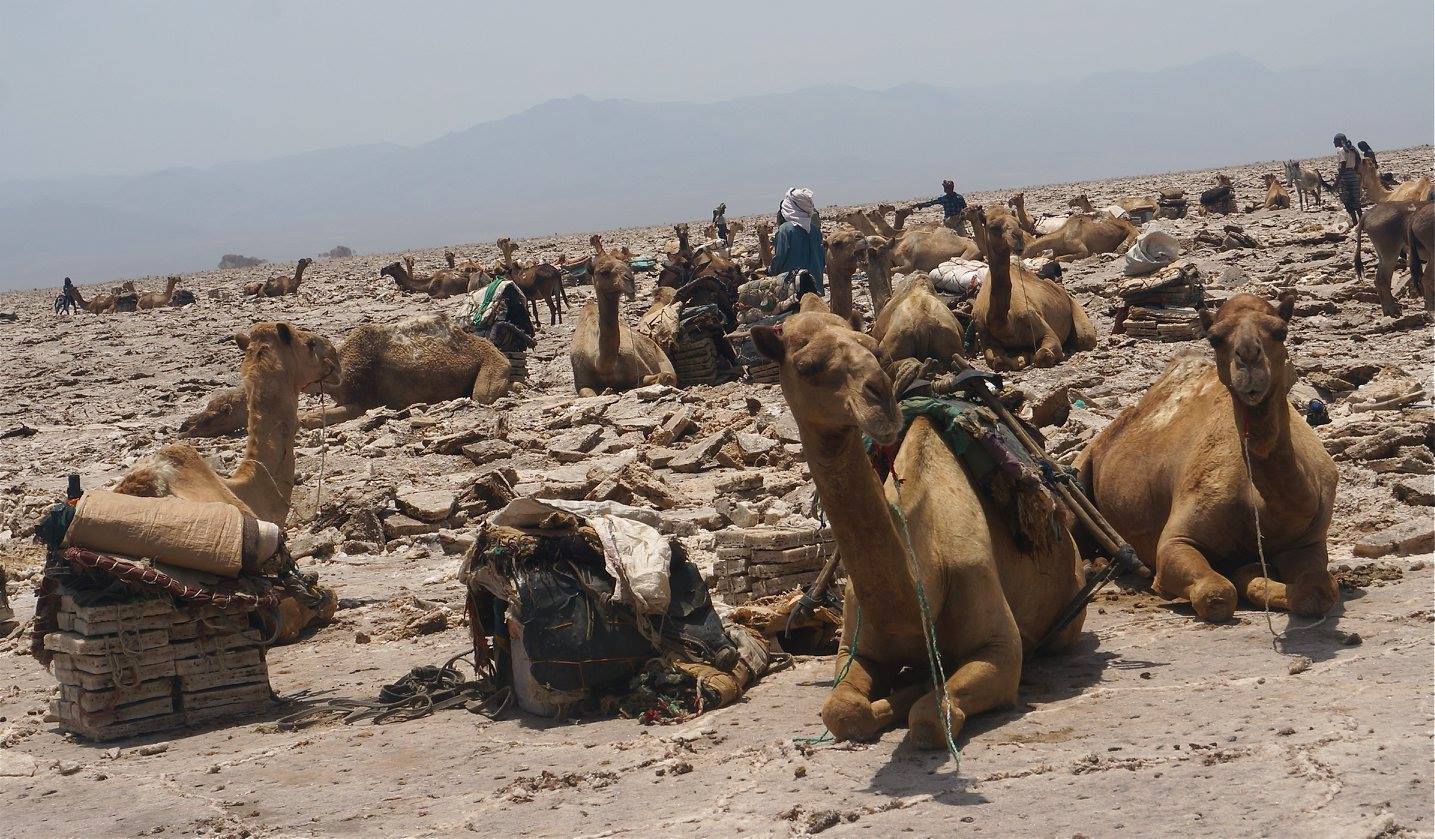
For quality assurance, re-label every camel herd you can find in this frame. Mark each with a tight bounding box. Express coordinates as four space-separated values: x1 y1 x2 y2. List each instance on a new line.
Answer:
72 152 1431 750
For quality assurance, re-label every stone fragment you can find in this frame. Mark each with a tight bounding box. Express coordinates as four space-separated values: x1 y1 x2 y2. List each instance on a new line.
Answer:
383 513 440 540
667 430 730 473
648 407 694 447
461 439 517 466
1353 518 1435 558
396 487 457 523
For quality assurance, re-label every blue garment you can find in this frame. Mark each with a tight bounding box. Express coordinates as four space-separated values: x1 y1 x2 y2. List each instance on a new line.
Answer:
768 221 825 291
916 191 968 219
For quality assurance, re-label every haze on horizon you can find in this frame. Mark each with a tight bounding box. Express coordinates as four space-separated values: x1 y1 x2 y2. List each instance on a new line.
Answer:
1 0 1431 290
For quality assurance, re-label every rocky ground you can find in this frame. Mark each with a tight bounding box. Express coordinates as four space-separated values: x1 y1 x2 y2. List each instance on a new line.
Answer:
1 148 1431 838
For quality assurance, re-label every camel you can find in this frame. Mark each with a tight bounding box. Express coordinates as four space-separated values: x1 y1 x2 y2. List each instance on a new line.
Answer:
497 238 568 326
445 250 493 286
1069 193 1157 223
882 207 982 273
755 220 774 270
1355 159 1434 204
869 274 965 372
1252 173 1292 211
1076 292 1339 623
1283 160 1332 210
246 258 312 297
1021 207 1138 262
114 322 341 642
569 238 675 396
379 257 473 299
179 313 513 434
137 277 180 310
968 207 1097 370
750 295 1084 748
67 285 117 315
824 225 873 320
1355 200 1435 316
864 235 897 314
1006 193 1041 237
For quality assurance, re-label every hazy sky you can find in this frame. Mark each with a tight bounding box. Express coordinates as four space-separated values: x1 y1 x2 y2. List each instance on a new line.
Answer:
2 0 1430 180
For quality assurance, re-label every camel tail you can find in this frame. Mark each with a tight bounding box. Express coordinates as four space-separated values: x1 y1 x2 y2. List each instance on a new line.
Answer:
1409 223 1425 295
1317 172 1336 193
1354 218 1365 279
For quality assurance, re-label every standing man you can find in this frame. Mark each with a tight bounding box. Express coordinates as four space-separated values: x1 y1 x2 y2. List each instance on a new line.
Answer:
769 187 825 293
1333 133 1362 227
914 179 969 234
712 203 729 245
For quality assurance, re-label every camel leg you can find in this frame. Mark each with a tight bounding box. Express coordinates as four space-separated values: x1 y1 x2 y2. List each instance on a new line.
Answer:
821 652 901 742
1031 320 1065 369
1154 537 1237 622
1272 545 1338 617
906 637 1021 750
1231 564 1290 611
1374 257 1403 317
471 362 512 404
299 402 366 429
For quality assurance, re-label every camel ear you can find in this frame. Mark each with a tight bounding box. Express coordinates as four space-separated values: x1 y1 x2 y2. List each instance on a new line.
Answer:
847 310 864 332
1276 290 1296 322
751 325 785 363
621 247 633 259
234 331 251 351
276 322 293 344
798 293 829 314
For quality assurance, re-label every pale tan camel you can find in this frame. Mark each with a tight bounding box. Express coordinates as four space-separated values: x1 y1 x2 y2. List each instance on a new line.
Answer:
246 258 312 297
885 208 981 272
1250 174 1291 211
1355 200 1435 316
68 285 117 315
497 238 568 326
380 257 471 299
137 277 180 310
570 239 675 396
1007 193 1040 237
116 322 343 642
869 274 965 369
1077 292 1339 622
1355 159 1434 203
755 220 774 270
1069 193 1157 222
1022 208 1139 261
179 313 512 436
864 235 897 314
751 295 1084 748
968 207 1097 369
824 225 872 320
445 250 493 287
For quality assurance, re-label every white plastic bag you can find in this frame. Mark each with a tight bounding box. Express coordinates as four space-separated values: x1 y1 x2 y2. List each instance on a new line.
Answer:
1123 230 1182 276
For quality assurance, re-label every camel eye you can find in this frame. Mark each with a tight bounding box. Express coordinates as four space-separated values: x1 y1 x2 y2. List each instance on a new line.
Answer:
1270 326 1287 342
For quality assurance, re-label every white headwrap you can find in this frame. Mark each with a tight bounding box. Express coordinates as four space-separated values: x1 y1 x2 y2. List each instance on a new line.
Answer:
780 187 816 232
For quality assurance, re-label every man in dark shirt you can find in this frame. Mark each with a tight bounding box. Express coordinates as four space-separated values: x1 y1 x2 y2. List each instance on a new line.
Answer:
914 179 969 234
712 203 729 244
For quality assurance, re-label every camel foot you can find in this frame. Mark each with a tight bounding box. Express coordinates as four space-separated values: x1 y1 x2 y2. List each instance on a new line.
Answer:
821 687 889 742
905 691 966 751
1285 571 1339 617
1186 576 1238 623
1033 348 1060 368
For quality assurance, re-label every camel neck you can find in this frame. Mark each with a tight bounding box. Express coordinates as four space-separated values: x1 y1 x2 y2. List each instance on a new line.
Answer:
758 232 772 268
828 261 855 319
802 424 917 636
986 245 1013 321
596 291 621 371
235 357 300 522
1231 387 1299 499
1012 202 1032 232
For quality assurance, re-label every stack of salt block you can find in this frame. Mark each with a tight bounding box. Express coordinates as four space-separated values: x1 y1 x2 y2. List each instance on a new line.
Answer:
1119 264 1206 342
46 592 272 740
505 350 528 383
712 525 838 604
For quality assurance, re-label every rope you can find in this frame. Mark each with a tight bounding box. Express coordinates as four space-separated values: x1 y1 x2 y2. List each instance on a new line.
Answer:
1240 420 1280 650
313 387 328 511
889 499 961 766
274 650 510 730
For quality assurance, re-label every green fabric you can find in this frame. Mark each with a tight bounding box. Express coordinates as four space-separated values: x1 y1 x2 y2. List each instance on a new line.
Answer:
895 396 1001 483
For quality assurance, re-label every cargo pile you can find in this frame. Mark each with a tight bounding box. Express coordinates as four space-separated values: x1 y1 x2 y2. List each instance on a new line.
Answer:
1116 263 1207 342
712 525 838 604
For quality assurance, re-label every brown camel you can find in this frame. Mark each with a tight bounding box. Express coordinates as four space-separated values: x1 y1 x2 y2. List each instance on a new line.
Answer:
1355 159 1434 203
569 239 675 396
67 285 117 314
115 322 341 642
445 250 493 289
1355 200 1435 316
885 210 981 273
247 258 312 297
1007 193 1040 237
1076 292 1339 622
179 313 512 435
1021 207 1138 262
498 237 568 325
755 220 774 270
864 235 897 314
1250 174 1291 211
1069 193 1157 223
824 225 873 320
751 295 1084 748
968 207 1097 370
137 277 180 310
116 322 341 523
380 257 471 299
869 274 965 370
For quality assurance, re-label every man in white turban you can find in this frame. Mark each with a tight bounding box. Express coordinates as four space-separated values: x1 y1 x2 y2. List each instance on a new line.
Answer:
769 187 825 290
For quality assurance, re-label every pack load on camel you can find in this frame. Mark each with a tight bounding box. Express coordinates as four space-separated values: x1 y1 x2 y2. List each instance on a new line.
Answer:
1113 263 1211 342
729 270 823 383
638 290 739 387
1198 176 1238 215
29 479 330 741
461 497 775 722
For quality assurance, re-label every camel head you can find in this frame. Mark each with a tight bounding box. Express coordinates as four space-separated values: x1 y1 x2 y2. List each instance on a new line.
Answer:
180 388 247 438
1261 173 1277 187
1199 292 1295 409
164 276 180 291
592 247 636 300
892 206 914 230
445 251 457 268
825 225 872 271
970 205 1022 256
752 295 899 445
864 235 896 271
235 322 342 394
297 257 314 270
1214 174 1233 187
755 219 772 236
1008 192 1025 209
589 234 605 255
1067 194 1094 212
379 261 409 283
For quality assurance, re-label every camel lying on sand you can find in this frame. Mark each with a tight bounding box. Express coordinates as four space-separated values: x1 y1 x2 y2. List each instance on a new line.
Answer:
446 250 492 283
869 274 965 372
751 295 1084 748
380 257 475 299
246 258 312 297
1356 200 1435 316
179 313 512 435
497 238 568 326
1355 159 1434 204
137 277 181 310
570 239 675 396
1069 193 1157 224
67 285 119 314
1022 205 1139 261
884 207 982 272
968 207 1097 369
115 322 343 642
1077 292 1339 622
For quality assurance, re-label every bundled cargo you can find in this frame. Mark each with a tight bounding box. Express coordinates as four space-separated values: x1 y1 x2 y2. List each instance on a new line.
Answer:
711 525 838 604
1114 263 1208 342
1156 187 1188 219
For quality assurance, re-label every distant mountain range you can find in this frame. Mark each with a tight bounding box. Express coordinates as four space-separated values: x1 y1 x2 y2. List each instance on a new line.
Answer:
2 52 1430 290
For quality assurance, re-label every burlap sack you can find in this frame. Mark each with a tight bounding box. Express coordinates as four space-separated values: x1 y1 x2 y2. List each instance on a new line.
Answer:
65 491 247 577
